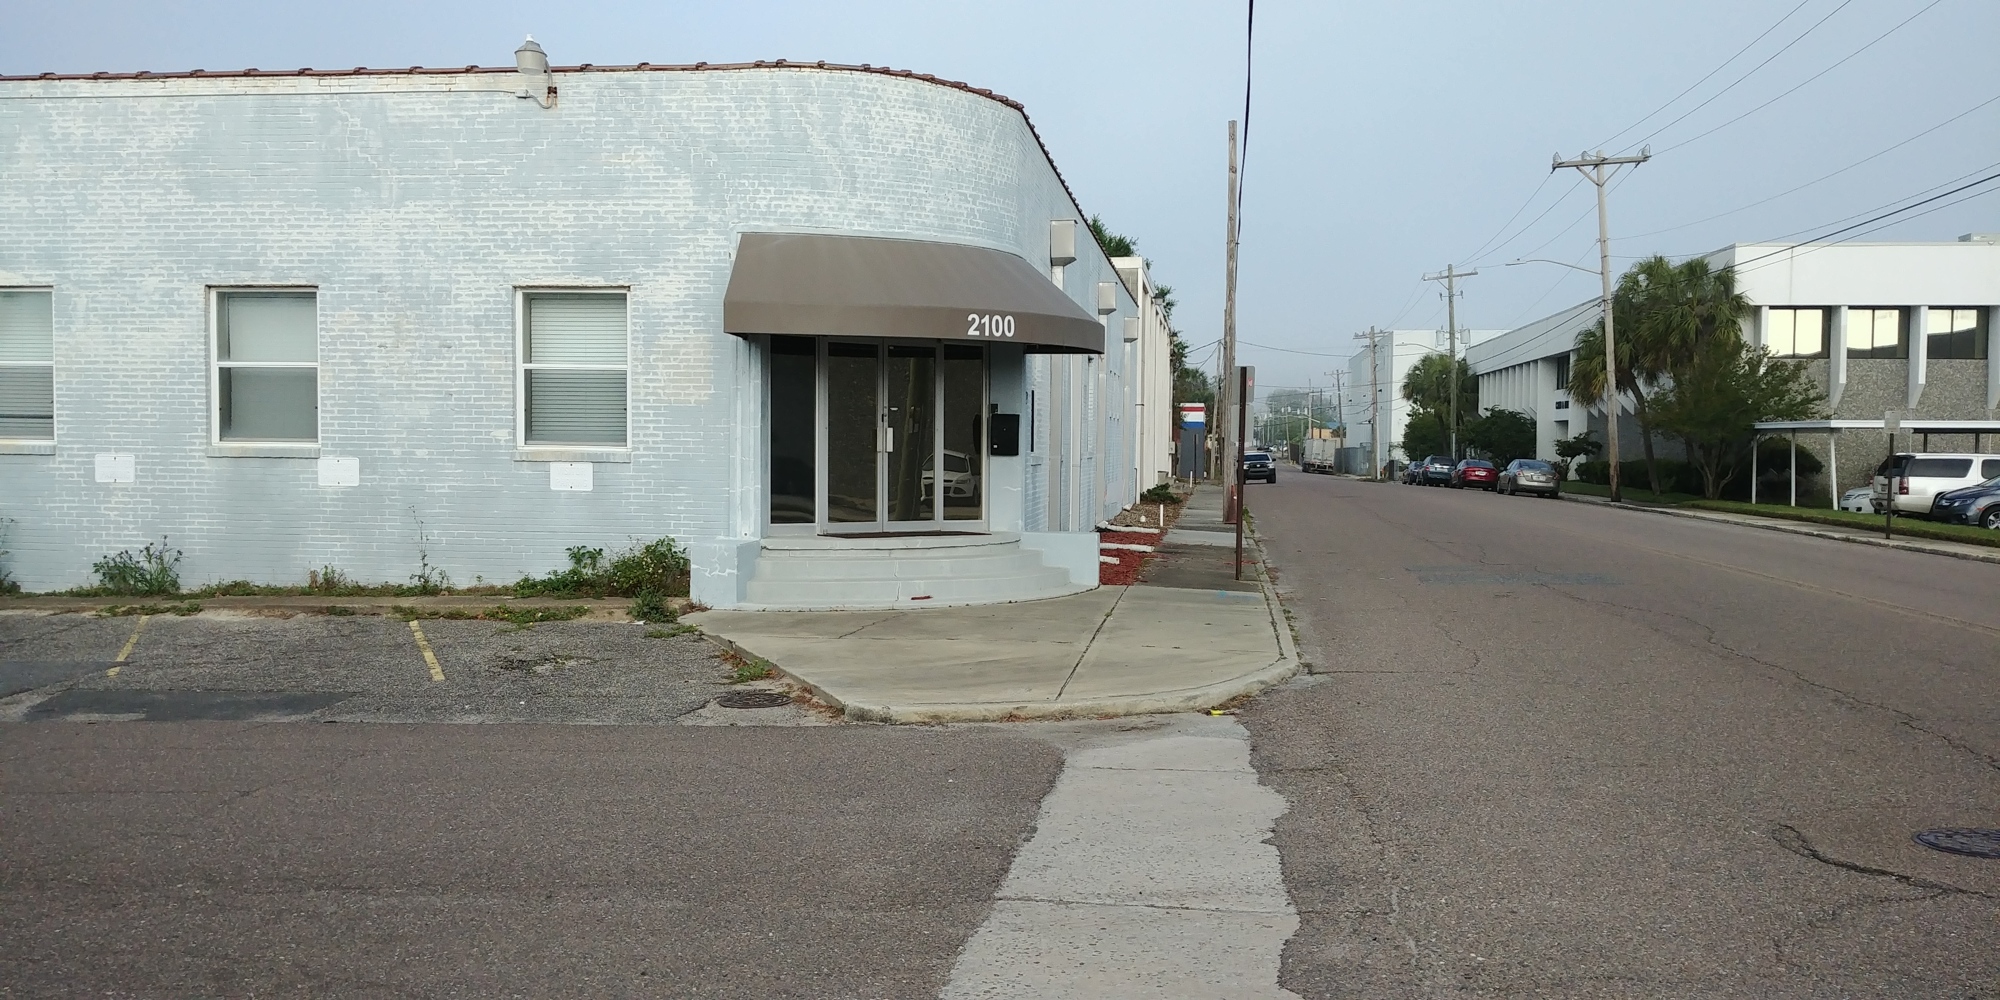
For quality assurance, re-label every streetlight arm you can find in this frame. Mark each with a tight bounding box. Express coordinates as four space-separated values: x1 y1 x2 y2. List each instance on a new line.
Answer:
1505 258 1600 275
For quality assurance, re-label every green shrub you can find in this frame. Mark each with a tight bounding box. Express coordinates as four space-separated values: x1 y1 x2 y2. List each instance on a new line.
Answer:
514 537 691 599
1140 483 1182 505
91 539 182 596
629 590 676 624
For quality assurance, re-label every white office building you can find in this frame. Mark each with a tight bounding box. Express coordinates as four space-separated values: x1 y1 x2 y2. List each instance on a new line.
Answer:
1338 328 1503 470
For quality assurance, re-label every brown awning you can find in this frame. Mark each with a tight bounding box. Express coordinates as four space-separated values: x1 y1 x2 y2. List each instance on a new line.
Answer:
723 232 1105 354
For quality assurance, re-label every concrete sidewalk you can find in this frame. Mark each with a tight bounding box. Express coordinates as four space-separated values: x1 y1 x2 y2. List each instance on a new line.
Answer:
688 487 1298 723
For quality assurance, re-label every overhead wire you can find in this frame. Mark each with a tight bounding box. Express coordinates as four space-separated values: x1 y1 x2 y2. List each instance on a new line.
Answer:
1623 91 2000 240
1654 0 1947 154
1597 0 1817 151
1728 168 2000 274
1629 0 1858 151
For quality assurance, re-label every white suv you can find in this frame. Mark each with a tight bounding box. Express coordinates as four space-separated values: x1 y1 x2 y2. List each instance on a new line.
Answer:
1872 453 2000 516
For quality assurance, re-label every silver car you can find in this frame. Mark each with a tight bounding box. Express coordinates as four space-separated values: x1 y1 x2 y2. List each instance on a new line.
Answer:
1498 459 1561 498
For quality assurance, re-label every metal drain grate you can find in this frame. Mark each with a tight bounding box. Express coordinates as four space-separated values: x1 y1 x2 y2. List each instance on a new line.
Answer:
1913 828 2000 859
715 691 793 710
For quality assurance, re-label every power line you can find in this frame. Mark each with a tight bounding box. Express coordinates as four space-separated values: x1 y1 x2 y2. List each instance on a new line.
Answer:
1597 0 1816 150
1730 168 2000 273
1469 176 1587 267
1630 0 1857 151
1237 0 1255 224
1623 91 2000 240
1459 173 1552 265
1734 184 2000 278
1655 0 1947 155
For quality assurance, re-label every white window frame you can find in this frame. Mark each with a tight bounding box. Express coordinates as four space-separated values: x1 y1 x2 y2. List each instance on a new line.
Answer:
514 287 632 452
0 286 56 446
209 286 321 447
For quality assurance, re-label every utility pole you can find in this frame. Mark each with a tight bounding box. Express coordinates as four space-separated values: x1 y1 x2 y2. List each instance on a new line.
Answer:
1553 147 1649 504
1354 327 1383 479
1221 120 1242 520
1422 265 1476 460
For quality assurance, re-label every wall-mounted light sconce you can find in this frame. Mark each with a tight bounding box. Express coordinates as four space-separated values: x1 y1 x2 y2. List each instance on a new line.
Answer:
516 36 556 109
1048 220 1077 286
1123 316 1141 343
1096 281 1118 316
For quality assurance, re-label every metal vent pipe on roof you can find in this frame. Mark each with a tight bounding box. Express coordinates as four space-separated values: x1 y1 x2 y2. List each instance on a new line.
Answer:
515 36 554 108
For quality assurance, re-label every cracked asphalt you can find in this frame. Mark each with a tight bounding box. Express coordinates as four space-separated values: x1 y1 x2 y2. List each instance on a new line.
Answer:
1245 472 2000 998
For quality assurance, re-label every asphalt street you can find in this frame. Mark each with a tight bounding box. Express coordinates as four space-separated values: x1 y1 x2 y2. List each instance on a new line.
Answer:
1 721 1062 998
1245 472 2000 998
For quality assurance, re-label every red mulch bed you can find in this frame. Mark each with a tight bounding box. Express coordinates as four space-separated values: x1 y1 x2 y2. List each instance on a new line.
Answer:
1097 530 1161 586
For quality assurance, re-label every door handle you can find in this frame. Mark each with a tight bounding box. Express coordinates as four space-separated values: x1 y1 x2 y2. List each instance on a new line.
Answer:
883 426 894 452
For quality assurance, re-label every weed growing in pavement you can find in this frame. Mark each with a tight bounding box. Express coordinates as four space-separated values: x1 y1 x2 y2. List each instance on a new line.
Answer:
389 604 591 627
513 538 691 600
324 605 359 616
646 624 699 639
720 649 773 684
630 590 677 624
307 565 364 595
403 511 452 595
88 539 183 596
98 601 202 617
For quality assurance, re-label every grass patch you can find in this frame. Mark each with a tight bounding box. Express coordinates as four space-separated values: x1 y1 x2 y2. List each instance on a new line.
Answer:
389 604 593 627
720 649 773 684
646 624 700 639
1683 501 2000 549
98 601 202 617
1560 481 1708 505
324 605 359 617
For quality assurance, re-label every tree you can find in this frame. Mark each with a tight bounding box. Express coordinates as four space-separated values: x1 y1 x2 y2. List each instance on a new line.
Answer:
1088 215 1138 258
1464 408 1537 467
1553 429 1602 480
1569 256 1751 496
1401 414 1449 464
1647 338 1825 499
1401 354 1477 458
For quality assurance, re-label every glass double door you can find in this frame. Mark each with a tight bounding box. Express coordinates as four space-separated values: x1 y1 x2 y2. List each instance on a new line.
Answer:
770 337 986 533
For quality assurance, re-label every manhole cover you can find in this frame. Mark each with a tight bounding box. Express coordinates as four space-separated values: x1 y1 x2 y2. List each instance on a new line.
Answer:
1913 828 2000 859
715 691 792 710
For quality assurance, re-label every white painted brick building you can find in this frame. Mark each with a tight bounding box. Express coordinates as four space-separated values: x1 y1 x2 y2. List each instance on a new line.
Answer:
0 54 1171 606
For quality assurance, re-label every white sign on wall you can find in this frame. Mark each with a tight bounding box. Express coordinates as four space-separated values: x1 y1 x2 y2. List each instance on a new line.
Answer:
317 456 360 488
94 454 136 484
549 462 594 492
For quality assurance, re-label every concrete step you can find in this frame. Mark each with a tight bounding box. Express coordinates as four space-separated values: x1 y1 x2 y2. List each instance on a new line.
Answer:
741 534 1086 609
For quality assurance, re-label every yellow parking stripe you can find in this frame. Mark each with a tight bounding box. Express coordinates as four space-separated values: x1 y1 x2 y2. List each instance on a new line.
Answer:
106 615 150 677
406 620 446 682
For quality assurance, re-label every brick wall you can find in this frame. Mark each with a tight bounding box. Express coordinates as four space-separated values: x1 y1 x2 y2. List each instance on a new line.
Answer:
0 67 1135 591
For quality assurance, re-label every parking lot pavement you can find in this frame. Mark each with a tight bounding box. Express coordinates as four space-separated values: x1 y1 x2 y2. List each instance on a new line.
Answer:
0 611 743 725
1 721 1064 999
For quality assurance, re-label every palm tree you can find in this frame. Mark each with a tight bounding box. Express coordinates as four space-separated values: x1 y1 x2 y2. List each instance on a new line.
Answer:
1569 256 1750 495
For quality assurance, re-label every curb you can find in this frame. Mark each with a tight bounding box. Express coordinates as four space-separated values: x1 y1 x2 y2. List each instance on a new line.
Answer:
1561 493 2000 567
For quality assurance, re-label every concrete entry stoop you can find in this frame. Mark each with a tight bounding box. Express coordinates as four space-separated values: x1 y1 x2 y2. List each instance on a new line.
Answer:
740 532 1087 610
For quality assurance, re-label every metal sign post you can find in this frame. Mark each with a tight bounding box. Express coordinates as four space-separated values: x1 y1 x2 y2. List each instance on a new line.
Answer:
1883 410 1901 540
1234 366 1253 581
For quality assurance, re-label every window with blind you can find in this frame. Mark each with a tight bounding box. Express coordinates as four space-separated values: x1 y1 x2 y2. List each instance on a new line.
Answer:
1764 308 1827 358
1926 308 1988 360
521 292 628 446
0 290 54 441
215 291 318 442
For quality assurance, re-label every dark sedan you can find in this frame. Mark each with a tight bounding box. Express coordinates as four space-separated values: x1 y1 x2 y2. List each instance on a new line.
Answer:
1497 459 1561 497
1451 459 1497 490
1417 455 1454 486
1929 476 2000 528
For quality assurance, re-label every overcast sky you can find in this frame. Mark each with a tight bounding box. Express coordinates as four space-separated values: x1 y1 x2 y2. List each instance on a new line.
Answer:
8 0 1997 390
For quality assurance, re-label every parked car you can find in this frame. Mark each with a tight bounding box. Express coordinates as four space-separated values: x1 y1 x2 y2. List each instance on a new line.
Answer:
1417 455 1454 486
1838 486 1875 513
1243 450 1277 483
1400 460 1421 485
1497 459 1561 498
1871 453 2000 516
921 449 981 498
1929 476 2000 529
1450 459 1498 490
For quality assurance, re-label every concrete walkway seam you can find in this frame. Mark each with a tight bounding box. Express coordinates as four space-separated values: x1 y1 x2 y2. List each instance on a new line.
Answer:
1562 494 2000 566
